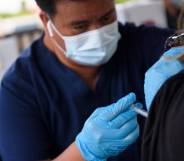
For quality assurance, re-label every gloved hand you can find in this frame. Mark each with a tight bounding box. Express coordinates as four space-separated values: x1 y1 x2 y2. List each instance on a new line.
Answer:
144 47 184 111
76 93 142 161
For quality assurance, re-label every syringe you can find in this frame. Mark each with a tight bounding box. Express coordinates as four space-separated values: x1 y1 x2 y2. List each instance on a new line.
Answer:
131 104 148 118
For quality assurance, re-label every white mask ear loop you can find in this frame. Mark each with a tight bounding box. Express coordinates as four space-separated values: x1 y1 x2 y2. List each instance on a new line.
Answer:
47 20 54 37
48 20 65 38
47 20 67 55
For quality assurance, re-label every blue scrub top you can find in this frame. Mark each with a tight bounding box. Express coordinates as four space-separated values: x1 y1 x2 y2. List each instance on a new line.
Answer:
0 23 173 161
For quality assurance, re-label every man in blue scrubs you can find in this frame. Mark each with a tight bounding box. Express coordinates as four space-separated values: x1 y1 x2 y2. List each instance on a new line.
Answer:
0 0 174 161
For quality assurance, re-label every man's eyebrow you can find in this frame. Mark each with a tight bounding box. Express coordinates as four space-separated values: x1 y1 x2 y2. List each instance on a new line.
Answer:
100 8 116 19
70 20 90 26
70 8 116 26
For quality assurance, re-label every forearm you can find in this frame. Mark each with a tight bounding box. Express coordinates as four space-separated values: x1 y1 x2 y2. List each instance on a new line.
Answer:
52 142 85 161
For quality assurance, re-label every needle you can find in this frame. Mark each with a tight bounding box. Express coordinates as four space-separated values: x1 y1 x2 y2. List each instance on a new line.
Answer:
131 104 148 118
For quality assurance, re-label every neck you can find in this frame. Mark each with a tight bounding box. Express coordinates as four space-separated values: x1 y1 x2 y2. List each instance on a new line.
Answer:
43 35 101 90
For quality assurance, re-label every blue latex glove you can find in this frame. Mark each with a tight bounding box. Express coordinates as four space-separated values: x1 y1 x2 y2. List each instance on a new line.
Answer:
144 47 184 111
76 93 142 161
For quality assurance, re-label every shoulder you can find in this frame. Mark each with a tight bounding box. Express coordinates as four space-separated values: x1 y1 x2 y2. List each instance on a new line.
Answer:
155 71 184 103
120 23 175 70
0 37 43 105
118 22 174 39
148 70 184 122
118 22 174 50
116 23 174 70
2 36 43 82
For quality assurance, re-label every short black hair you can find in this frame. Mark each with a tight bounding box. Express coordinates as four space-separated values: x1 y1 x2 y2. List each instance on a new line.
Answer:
35 0 58 16
35 0 84 16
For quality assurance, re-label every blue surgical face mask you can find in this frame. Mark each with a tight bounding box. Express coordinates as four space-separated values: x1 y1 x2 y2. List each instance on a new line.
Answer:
47 20 121 66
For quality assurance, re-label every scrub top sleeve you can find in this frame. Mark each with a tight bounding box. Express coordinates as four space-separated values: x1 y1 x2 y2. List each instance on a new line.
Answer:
0 82 53 161
140 26 174 70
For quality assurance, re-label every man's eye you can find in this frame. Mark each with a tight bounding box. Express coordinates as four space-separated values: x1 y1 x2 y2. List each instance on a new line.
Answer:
73 24 88 30
101 16 110 22
101 14 116 24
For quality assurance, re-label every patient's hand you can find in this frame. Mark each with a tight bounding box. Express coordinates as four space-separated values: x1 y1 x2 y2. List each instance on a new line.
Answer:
144 47 184 111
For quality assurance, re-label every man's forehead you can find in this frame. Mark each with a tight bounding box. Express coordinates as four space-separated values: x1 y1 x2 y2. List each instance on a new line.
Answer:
55 0 115 21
